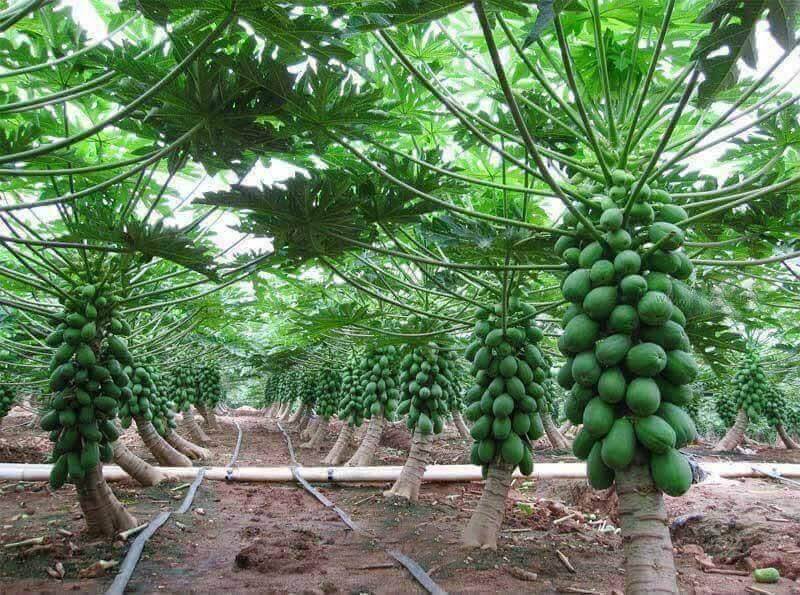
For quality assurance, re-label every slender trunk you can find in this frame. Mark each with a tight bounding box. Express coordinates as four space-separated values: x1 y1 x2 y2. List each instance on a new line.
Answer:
777 424 799 449
112 437 165 487
301 417 329 449
462 463 513 549
286 404 307 427
280 403 293 421
165 428 210 460
541 409 570 450
135 416 192 467
346 415 385 466
384 428 432 502
181 409 212 445
323 424 354 465
266 404 276 417
453 412 471 440
196 404 219 432
714 409 748 452
301 416 320 441
616 461 678 594
76 462 137 536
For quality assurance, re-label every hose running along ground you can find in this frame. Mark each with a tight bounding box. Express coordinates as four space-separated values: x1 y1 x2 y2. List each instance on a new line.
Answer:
276 421 447 595
105 420 243 595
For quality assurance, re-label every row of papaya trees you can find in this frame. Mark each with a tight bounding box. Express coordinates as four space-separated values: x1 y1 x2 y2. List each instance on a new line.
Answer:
2 1 800 593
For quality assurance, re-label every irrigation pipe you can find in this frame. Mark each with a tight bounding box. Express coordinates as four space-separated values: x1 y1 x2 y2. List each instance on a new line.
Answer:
3 461 800 483
105 420 243 595
276 422 447 595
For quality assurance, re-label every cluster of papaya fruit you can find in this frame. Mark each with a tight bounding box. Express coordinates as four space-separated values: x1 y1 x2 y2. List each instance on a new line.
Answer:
463 295 549 477
555 170 699 496
119 359 177 436
167 365 199 413
354 345 400 420
315 369 341 419
197 364 223 409
41 284 132 489
0 383 14 420
396 342 459 435
338 357 365 427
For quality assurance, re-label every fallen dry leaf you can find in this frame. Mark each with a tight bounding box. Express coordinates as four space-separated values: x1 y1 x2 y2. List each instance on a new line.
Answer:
79 559 119 578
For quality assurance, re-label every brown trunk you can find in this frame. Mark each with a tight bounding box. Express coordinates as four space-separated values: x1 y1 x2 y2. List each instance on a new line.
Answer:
280 403 294 421
112 438 165 487
76 462 137 536
135 416 192 467
196 404 219 432
453 412 471 440
462 463 513 549
181 409 212 445
714 409 748 452
346 415 385 466
165 428 210 460
301 416 321 441
301 417 329 449
384 428 433 502
286 404 308 428
616 461 678 594
323 424 354 465
541 409 570 450
777 424 799 449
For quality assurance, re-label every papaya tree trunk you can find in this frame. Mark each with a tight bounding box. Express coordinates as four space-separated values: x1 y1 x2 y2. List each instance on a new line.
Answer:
134 416 192 467
616 461 678 594
181 409 212 445
286 404 307 427
280 403 293 421
462 462 513 549
301 417 329 449
165 428 210 460
777 424 799 449
346 415 385 466
541 409 570 450
301 416 320 441
453 412 471 440
112 437 165 487
714 409 748 452
323 424 354 465
76 462 137 536
558 421 573 434
384 428 432 502
196 404 219 432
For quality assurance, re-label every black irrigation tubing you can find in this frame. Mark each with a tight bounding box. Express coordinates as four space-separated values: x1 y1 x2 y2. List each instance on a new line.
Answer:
275 422 447 595
106 420 244 595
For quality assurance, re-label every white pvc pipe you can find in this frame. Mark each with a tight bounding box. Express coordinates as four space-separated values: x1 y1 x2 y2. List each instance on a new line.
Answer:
1 461 798 483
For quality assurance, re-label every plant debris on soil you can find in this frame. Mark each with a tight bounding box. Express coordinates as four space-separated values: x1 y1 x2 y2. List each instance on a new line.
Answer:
2 409 800 593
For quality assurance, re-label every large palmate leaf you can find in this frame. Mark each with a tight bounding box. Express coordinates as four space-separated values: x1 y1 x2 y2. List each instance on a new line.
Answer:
64 219 218 278
693 0 799 105
197 175 377 265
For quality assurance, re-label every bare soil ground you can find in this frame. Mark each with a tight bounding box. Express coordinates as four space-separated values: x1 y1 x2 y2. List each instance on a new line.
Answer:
1 408 800 594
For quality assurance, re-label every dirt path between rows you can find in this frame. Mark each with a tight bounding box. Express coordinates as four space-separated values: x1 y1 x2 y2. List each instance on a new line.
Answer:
2 412 800 593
